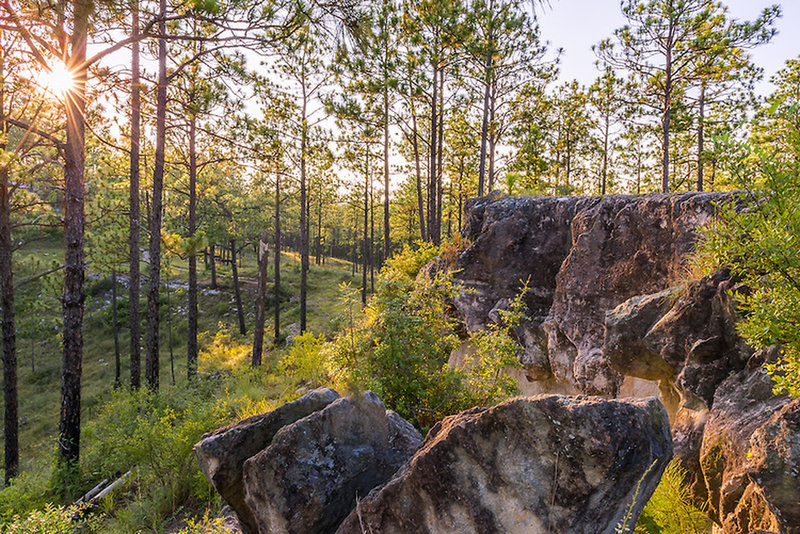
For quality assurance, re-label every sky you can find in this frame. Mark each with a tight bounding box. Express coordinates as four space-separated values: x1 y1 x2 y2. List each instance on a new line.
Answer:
537 0 800 94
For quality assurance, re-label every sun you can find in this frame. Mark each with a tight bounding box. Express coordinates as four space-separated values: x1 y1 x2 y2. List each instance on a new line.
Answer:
38 61 76 99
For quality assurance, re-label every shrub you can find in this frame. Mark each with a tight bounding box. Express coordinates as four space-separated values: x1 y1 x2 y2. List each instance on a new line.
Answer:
277 332 329 387
326 242 521 429
2 503 85 534
635 460 711 533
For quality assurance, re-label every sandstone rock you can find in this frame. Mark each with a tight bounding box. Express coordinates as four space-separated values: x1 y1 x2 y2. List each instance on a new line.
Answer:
337 395 672 534
453 192 736 396
242 391 422 534
194 387 340 534
746 398 800 534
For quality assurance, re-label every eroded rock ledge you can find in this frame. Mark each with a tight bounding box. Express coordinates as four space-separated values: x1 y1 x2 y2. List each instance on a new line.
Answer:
453 192 800 533
454 192 734 397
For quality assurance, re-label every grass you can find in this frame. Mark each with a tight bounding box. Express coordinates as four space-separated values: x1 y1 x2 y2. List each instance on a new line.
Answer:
0 236 364 530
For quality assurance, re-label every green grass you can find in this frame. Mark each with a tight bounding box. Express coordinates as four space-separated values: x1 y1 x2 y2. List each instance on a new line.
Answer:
0 237 364 529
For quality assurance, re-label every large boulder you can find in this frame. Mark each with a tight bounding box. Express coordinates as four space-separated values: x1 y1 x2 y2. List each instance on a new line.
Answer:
453 192 735 396
194 387 340 534
337 395 673 534
242 391 422 534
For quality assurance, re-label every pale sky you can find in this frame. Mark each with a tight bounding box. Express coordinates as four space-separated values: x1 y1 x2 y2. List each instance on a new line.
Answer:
537 0 800 94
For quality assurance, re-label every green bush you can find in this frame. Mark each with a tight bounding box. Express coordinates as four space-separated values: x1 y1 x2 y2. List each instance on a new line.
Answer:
277 332 329 387
2 503 85 533
326 242 520 429
635 460 711 533
696 74 800 396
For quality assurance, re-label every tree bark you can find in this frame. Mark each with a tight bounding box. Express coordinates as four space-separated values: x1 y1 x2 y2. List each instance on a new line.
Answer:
230 239 246 335
428 60 438 244
697 82 705 192
299 87 308 333
187 114 198 379
128 0 141 390
274 167 281 342
112 270 120 388
59 0 90 466
383 86 390 262
209 244 217 289
661 41 673 193
362 152 369 307
252 232 268 366
0 163 18 484
411 108 426 241
145 0 168 391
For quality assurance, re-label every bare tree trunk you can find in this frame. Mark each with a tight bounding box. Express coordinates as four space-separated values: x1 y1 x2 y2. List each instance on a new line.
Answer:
165 276 174 385
59 0 90 467
299 91 308 333
383 86 390 262
428 61 438 244
209 244 217 289
435 68 444 244
112 270 120 388
274 168 281 343
477 41 492 197
0 163 18 484
661 46 673 193
411 109 426 241
253 232 268 366
697 82 705 192
229 239 246 335
362 152 369 307
144 0 168 391
370 172 375 294
128 0 141 390
187 115 198 380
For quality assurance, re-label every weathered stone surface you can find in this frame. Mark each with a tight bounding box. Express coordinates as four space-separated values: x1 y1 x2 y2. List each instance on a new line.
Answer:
698 347 794 534
194 387 340 534
746 399 800 534
242 391 422 534
453 192 735 396
337 395 672 534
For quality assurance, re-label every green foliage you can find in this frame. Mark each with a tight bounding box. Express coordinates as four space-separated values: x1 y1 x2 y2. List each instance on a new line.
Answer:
326 242 520 429
278 332 329 387
175 513 229 534
696 81 800 396
2 503 85 534
635 461 711 533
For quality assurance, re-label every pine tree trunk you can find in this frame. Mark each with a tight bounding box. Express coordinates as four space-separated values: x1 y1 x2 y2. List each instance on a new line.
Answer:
59 0 90 467
428 61 438 244
661 46 673 193
434 67 444 244
209 244 217 289
144 0 168 392
0 163 18 484
383 86 390 262
112 270 120 388
697 83 705 192
187 115 198 380
299 91 308 333
477 48 492 197
230 239 246 335
411 109 426 241
370 173 374 294
128 0 141 390
274 168 281 342
253 232 268 366
362 153 369 307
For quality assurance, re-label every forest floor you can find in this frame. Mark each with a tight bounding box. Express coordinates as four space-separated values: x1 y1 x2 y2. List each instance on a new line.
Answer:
0 236 364 530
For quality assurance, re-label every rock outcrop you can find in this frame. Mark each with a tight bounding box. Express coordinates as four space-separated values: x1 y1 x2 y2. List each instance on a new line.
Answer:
196 389 421 534
454 192 734 396
452 192 800 533
242 391 422 534
195 387 341 534
604 275 798 533
337 395 673 534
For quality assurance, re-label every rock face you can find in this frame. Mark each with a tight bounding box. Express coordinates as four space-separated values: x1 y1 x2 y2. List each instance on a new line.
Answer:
453 192 800 533
195 389 421 534
194 387 341 534
454 192 733 396
604 275 798 533
337 395 673 534
240 391 422 534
